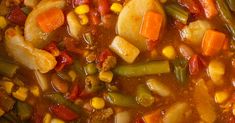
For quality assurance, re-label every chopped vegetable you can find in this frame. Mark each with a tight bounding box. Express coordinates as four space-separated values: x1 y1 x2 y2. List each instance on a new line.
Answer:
57 71 72 82
51 74 69 93
51 118 65 123
178 44 194 60
215 91 229 103
162 46 176 60
67 83 80 101
202 29 226 56
91 97 105 109
109 36 140 63
24 0 39 8
84 63 97 75
173 58 188 85
115 111 131 123
34 70 49 91
78 14 89 25
114 61 170 77
0 59 19 77
44 42 60 57
199 0 218 18
140 11 163 41
68 70 77 82
7 7 27 26
43 113 52 123
110 3 123 14
104 92 138 108
165 4 189 24
36 8 64 33
189 55 206 75
85 75 103 93
55 51 73 71
177 0 201 14
0 90 15 112
146 79 171 97
97 0 110 16
0 16 7 29
142 110 161 123
136 84 154 107
89 9 101 25
227 0 235 12
16 101 33 120
99 71 113 83
0 81 14 94
208 59 225 85
74 4 90 15
67 11 83 39
30 85 40 97
12 87 28 101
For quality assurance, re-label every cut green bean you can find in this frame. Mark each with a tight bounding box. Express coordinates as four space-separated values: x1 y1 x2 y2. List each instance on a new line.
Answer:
105 92 138 108
114 61 170 77
165 4 189 24
16 101 33 120
0 59 19 77
227 0 235 12
173 59 188 85
136 84 154 107
44 93 85 115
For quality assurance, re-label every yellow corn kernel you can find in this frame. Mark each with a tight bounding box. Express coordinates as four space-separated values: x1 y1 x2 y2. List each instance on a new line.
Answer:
0 108 5 117
68 70 77 82
12 87 28 101
0 16 7 29
162 46 176 60
110 3 123 14
43 113 52 123
74 4 90 15
79 14 89 25
91 97 105 109
99 71 113 83
30 85 40 97
51 118 65 123
1 81 14 93
215 91 229 104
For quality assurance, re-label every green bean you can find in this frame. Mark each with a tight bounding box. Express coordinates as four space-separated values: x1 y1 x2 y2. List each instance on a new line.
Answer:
173 58 188 85
73 60 85 77
84 63 97 75
44 93 85 115
105 92 138 108
136 84 154 107
227 0 235 12
216 0 235 38
114 61 170 77
16 101 33 120
165 4 189 24
0 59 19 77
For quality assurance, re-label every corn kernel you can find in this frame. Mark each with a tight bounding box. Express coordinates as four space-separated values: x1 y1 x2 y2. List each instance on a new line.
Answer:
99 71 113 83
1 81 14 93
68 70 77 81
0 108 5 117
12 87 28 101
51 118 65 123
110 3 123 14
30 85 40 97
162 46 176 60
91 97 105 109
215 91 229 104
79 14 89 25
0 16 7 29
43 113 52 123
74 4 90 15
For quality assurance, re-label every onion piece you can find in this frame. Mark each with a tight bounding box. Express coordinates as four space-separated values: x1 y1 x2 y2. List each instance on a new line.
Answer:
115 111 131 123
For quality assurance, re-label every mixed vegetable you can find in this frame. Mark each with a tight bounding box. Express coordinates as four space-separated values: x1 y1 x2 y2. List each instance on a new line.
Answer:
0 0 235 122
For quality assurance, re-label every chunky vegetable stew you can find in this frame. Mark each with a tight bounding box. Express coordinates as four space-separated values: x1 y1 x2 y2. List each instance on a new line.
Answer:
0 0 235 122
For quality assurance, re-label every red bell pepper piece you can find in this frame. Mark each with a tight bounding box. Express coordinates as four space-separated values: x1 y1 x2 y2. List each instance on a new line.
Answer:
96 49 113 68
8 7 27 26
55 51 73 71
89 9 101 26
97 0 110 16
67 83 81 101
49 104 79 121
189 54 207 75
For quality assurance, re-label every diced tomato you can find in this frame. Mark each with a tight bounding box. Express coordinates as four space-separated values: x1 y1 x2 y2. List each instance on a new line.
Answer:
177 0 201 14
55 51 73 71
97 0 110 16
49 104 79 121
89 9 101 26
146 40 158 51
189 54 207 75
72 0 90 7
8 7 27 26
96 49 113 68
67 83 81 101
64 37 84 54
44 42 60 57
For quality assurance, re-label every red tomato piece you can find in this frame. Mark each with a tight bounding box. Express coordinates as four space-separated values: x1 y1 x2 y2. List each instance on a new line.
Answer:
67 83 81 101
97 0 110 16
55 51 73 71
177 0 201 14
97 49 113 68
8 7 27 26
189 54 207 75
43 42 60 57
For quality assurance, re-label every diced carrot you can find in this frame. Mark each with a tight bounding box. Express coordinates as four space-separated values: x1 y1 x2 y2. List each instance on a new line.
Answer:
142 110 161 123
201 29 226 56
199 0 218 18
36 8 65 33
140 11 163 41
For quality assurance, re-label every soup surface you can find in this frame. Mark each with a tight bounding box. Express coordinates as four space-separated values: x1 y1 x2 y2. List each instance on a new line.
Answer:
0 0 235 122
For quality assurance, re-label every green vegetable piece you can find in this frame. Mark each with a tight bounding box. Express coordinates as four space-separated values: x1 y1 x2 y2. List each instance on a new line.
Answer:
57 71 72 82
16 101 33 120
0 90 15 112
105 92 138 108
173 58 188 85
84 63 97 75
0 59 19 77
73 60 85 77
114 61 170 77
165 4 189 24
136 84 154 107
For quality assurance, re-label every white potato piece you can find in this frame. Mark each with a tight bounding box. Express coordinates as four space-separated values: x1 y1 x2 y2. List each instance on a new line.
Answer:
67 11 83 40
24 0 66 48
117 0 166 51
109 36 140 63
208 59 225 85
5 27 57 73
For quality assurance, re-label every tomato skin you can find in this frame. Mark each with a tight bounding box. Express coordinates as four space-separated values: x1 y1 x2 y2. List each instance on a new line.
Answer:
8 7 27 26
55 51 73 71
177 0 201 14
89 9 101 26
97 0 110 16
49 104 79 121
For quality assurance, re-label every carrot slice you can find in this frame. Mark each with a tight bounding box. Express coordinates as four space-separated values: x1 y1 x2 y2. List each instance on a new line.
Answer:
140 11 163 41
36 8 64 33
202 29 226 56
199 0 218 18
142 110 161 123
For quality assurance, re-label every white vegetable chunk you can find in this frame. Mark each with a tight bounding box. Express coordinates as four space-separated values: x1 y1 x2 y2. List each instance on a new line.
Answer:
115 111 131 123
109 36 140 63
146 79 171 97
208 59 225 85
24 0 66 48
117 0 165 51
67 11 82 40
5 27 57 73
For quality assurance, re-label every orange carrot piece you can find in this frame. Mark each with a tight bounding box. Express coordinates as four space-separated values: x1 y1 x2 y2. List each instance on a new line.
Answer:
142 110 161 123
36 8 65 33
199 0 218 18
202 29 226 56
140 11 163 41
